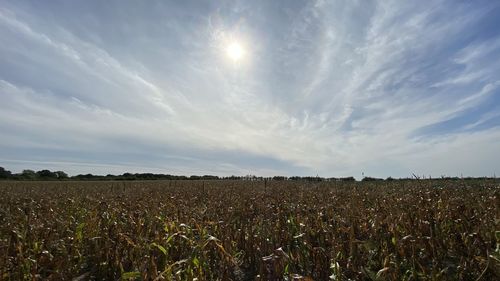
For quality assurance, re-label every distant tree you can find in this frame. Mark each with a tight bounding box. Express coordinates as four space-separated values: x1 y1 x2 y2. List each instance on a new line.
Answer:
21 169 37 180
340 177 356 182
362 177 383 182
0 167 12 179
73 174 96 180
54 171 68 179
37 170 58 179
301 176 324 182
121 173 136 180
136 173 155 180
201 175 219 180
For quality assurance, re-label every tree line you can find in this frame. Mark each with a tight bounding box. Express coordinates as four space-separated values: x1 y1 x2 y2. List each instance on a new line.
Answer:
0 167 356 181
0 167 493 182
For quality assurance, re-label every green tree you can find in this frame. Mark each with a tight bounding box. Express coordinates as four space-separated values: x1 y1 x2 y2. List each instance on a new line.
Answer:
36 170 57 179
0 167 12 179
21 169 37 179
54 171 68 179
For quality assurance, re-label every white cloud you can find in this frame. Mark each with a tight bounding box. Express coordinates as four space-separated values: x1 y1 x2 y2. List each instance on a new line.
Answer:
0 1 499 177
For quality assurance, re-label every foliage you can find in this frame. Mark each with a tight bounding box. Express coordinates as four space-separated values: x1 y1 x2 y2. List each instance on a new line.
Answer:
20 170 37 180
54 171 68 179
36 170 58 179
0 180 498 280
0 167 11 179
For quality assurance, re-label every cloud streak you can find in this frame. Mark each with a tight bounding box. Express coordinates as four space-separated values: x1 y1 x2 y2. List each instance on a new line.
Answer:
1 0 499 177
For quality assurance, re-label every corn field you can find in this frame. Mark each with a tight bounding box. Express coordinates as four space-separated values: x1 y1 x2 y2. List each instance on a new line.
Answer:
0 180 499 280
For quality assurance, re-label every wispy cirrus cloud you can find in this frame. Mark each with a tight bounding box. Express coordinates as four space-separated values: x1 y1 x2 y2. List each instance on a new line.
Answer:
1 0 499 177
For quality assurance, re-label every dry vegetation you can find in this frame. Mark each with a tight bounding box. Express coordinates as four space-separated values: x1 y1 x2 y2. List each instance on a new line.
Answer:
0 180 499 280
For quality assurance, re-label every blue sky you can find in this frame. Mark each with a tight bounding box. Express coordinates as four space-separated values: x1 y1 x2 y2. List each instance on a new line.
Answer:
1 0 499 178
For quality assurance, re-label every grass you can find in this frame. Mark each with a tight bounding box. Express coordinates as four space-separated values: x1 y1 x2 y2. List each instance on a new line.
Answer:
0 180 499 280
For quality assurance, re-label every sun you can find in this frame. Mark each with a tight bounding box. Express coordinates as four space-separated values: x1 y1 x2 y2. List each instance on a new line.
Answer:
226 42 244 61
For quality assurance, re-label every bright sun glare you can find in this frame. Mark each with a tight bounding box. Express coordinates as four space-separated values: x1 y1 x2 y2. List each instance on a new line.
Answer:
226 42 244 61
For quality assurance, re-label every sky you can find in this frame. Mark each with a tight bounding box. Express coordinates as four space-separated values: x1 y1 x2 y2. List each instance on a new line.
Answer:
1 0 500 178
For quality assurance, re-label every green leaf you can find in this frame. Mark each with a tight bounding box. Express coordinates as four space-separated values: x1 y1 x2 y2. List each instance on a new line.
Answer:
192 256 199 267
76 223 85 242
166 234 175 245
122 271 141 280
151 243 167 256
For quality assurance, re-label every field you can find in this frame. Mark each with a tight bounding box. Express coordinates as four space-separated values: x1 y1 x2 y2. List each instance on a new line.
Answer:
0 180 499 280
